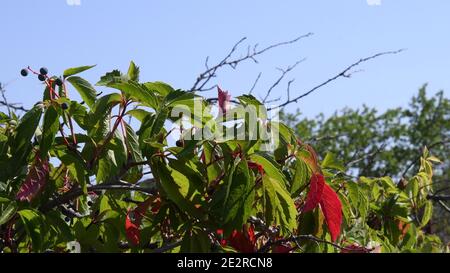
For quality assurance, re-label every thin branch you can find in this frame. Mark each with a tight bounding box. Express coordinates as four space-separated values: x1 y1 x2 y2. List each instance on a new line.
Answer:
427 194 450 201
346 143 387 167
190 33 313 92
263 59 306 103
437 200 450 213
269 49 405 110
248 72 262 95
151 240 183 253
0 83 28 113
40 180 155 212
286 79 295 102
257 234 352 253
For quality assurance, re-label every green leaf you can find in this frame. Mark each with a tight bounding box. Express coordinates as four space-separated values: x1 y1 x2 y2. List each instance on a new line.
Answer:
150 107 169 137
66 76 97 108
203 141 222 183
56 150 87 193
96 150 117 184
12 105 42 154
0 201 18 225
180 228 210 253
110 81 159 109
236 94 267 119
45 210 74 242
154 160 203 219
249 153 287 188
321 152 345 172
291 157 310 196
40 105 60 157
127 61 140 82
144 81 175 97
122 123 144 183
63 65 96 78
420 201 433 228
211 158 255 232
346 181 369 220
126 109 150 122
18 209 45 252
263 175 297 231
96 70 123 86
90 93 122 126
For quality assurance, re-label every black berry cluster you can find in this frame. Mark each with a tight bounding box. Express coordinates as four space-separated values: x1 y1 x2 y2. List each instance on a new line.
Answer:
20 66 63 86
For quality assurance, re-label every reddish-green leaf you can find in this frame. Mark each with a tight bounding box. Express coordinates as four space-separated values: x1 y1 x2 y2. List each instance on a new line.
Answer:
125 198 153 246
303 173 325 212
227 225 256 253
319 183 342 242
16 157 49 202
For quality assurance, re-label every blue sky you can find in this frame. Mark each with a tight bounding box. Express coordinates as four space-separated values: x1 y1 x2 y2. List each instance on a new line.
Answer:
1 0 449 118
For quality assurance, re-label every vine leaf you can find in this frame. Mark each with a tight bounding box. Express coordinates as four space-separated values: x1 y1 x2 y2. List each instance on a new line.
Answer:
16 156 50 202
302 173 342 242
63 65 96 79
227 225 256 253
125 198 153 246
320 182 343 242
66 76 97 109
303 173 325 212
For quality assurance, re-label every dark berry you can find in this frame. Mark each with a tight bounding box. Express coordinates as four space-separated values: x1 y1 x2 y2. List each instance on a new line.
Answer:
87 201 93 206
176 140 184 147
38 74 46 81
64 217 70 222
55 77 63 86
39 67 48 75
20 68 28 77
61 102 69 110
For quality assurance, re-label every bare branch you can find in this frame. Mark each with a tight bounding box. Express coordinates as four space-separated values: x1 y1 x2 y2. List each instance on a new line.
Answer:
263 59 306 103
0 82 28 113
248 72 262 95
151 240 183 253
437 200 450 214
257 234 356 253
40 180 155 212
427 194 450 202
286 79 295 102
346 143 387 167
190 33 313 92
268 49 405 110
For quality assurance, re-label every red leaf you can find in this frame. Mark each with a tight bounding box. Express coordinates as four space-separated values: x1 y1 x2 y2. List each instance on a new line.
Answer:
302 173 325 212
228 225 256 253
217 86 231 115
319 182 342 242
125 197 155 246
216 229 227 246
16 157 49 202
125 209 140 246
247 161 264 176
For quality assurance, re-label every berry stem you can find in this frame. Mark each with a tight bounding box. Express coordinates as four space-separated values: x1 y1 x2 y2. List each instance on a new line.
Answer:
67 114 77 145
62 82 68 97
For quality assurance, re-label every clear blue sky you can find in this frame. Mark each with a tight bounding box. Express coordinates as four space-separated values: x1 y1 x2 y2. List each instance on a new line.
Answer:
1 0 449 118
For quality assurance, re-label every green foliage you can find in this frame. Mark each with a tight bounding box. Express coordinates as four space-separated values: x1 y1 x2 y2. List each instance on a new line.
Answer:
0 64 447 253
